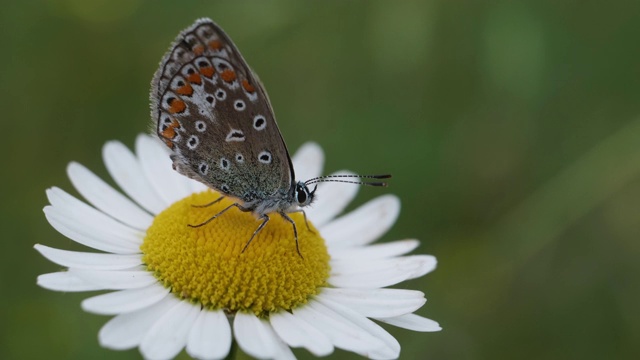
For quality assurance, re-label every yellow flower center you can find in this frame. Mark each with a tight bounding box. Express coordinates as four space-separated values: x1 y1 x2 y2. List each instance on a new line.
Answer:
141 191 330 316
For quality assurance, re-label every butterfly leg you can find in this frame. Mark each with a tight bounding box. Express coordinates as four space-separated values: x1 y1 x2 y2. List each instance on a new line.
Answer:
188 202 240 228
288 209 315 234
280 212 303 258
191 195 225 208
241 214 270 253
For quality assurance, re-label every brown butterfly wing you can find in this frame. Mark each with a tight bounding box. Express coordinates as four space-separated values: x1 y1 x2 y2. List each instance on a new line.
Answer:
150 19 294 204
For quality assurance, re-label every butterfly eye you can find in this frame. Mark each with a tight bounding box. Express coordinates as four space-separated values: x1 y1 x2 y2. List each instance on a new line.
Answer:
296 187 308 204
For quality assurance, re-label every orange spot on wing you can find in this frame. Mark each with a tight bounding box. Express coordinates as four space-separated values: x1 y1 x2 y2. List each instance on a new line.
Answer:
161 119 181 139
209 40 223 50
164 139 174 149
193 45 205 56
200 66 215 78
221 69 236 83
187 73 202 85
242 79 255 93
176 83 193 96
168 99 186 114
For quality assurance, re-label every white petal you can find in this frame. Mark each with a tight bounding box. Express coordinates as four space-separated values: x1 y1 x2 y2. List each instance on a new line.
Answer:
103 140 167 215
316 297 400 359
140 299 200 360
187 178 209 194
186 310 232 360
81 284 170 315
234 312 279 359
34 244 141 270
71 269 158 290
305 170 358 227
273 341 296 360
270 310 333 357
329 239 420 261
136 134 193 205
47 188 145 245
44 206 140 254
318 288 425 318
99 296 179 350
320 195 400 248
67 162 154 230
37 271 106 292
292 142 324 182
293 301 384 356
329 255 437 288
375 313 442 332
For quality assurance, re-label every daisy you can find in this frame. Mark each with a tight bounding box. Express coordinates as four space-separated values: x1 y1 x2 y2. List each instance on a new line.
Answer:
35 134 441 360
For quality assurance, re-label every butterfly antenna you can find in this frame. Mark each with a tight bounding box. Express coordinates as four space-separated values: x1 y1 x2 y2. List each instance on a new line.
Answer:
304 174 391 187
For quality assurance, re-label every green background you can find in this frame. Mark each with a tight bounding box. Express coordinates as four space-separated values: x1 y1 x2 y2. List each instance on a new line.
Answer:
2 1 640 359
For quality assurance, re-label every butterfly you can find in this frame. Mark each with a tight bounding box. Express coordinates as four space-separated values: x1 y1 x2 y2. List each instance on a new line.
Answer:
150 18 390 256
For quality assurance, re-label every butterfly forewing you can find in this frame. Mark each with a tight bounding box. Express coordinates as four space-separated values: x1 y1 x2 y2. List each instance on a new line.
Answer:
150 19 294 204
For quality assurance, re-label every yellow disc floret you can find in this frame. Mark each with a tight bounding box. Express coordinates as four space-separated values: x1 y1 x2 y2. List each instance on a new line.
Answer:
141 191 330 316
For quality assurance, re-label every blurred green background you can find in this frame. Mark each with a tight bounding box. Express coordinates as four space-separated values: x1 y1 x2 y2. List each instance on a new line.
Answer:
2 0 640 359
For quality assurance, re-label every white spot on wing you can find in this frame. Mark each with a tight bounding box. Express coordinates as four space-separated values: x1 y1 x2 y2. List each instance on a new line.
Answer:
226 129 245 142
195 121 206 132
253 115 267 131
258 150 272 164
234 100 245 111
187 135 199 150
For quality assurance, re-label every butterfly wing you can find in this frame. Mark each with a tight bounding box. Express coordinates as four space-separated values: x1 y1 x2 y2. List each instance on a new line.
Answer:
150 18 295 205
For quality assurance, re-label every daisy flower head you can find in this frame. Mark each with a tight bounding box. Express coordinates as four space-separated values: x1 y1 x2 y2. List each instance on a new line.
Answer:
36 134 441 360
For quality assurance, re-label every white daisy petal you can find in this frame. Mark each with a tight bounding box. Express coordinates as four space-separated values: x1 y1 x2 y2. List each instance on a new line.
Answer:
186 309 232 360
187 179 209 194
47 188 144 245
103 140 167 215
34 244 141 270
71 269 158 290
81 284 170 315
270 310 334 357
305 170 359 227
136 134 193 205
293 301 384 356
43 206 140 254
273 341 296 360
375 313 442 332
320 195 400 248
38 134 441 358
234 312 279 359
329 239 420 261
140 299 200 360
318 288 426 318
329 255 437 288
292 142 324 182
99 296 179 350
316 297 400 359
37 271 107 292
67 162 154 230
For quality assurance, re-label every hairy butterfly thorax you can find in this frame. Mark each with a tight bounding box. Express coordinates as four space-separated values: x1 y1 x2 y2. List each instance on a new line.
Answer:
151 18 390 256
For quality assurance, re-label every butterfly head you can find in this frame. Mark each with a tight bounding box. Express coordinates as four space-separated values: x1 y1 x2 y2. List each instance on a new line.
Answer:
294 181 316 207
